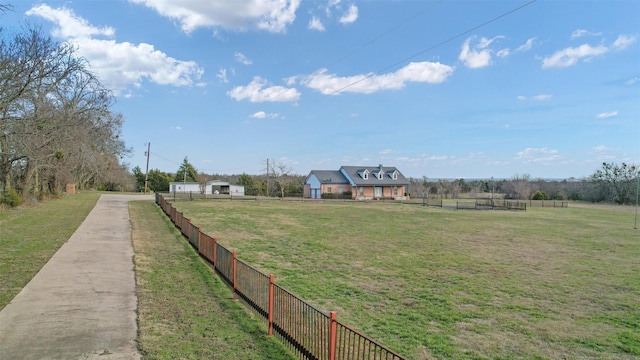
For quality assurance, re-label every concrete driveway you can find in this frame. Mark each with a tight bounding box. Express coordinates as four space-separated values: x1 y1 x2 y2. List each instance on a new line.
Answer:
0 194 153 360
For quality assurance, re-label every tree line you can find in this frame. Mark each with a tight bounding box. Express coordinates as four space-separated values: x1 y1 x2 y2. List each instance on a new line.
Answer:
132 157 304 197
1 8 131 205
407 162 638 205
133 158 638 206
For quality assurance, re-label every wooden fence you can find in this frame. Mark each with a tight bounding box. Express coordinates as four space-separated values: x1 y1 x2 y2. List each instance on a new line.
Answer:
155 193 405 360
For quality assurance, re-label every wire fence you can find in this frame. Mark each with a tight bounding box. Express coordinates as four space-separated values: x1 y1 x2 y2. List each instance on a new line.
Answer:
155 193 406 360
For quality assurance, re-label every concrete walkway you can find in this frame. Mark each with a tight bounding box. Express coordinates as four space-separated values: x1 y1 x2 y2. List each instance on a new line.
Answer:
0 194 153 360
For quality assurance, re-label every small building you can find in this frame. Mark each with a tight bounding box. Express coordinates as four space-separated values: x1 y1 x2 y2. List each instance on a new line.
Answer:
169 182 203 193
304 165 409 200
169 180 245 196
206 180 245 196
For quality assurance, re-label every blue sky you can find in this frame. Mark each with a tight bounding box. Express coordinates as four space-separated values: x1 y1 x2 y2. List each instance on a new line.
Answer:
2 0 638 179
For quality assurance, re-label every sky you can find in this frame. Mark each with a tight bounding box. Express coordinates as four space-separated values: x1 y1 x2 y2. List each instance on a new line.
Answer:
1 0 638 179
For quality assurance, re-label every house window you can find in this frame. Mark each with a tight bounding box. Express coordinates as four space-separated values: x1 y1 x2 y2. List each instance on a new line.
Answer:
393 186 398 196
363 171 368 180
378 172 383 180
393 171 398 180
339 187 343 194
359 187 364 195
327 187 332 193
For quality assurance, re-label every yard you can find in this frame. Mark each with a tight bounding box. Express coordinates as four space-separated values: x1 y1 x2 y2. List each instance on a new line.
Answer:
169 199 640 359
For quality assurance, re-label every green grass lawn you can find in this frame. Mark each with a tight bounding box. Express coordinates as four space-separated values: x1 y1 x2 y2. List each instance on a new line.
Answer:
170 199 640 359
0 192 101 309
130 200 296 360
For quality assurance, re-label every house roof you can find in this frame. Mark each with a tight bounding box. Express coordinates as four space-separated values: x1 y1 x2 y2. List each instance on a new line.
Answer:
307 170 350 184
340 165 409 186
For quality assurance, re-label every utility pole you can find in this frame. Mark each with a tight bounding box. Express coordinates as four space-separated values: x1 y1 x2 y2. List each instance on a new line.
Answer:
144 143 150 194
266 158 270 197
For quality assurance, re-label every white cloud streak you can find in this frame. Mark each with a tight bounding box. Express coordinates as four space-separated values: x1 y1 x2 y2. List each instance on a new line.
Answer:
516 147 560 164
235 52 253 65
308 16 325 31
129 0 301 33
298 61 454 95
339 4 358 24
228 76 300 102
27 4 204 92
542 43 608 68
596 111 618 119
459 36 504 69
542 33 634 68
518 94 552 101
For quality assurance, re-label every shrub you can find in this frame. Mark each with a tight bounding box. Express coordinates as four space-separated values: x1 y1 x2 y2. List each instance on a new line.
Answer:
321 193 336 199
2 189 24 207
531 190 546 200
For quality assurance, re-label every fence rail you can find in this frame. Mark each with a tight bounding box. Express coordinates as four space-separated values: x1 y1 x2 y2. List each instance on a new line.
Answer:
155 193 405 360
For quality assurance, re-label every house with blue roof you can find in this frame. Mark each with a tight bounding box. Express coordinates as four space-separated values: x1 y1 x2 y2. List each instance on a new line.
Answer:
304 165 409 200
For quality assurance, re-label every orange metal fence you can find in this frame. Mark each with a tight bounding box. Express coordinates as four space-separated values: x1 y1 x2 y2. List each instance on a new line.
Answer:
155 193 405 360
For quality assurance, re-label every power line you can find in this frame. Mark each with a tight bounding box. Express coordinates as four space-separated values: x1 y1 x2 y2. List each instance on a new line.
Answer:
271 1 444 101
329 0 538 95
325 1 445 69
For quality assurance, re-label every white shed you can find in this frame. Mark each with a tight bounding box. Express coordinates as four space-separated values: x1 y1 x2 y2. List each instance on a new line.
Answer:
206 180 245 196
169 182 203 193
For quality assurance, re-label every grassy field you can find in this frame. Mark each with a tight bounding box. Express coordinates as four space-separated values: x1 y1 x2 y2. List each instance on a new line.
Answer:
170 199 640 359
0 192 101 309
130 200 296 359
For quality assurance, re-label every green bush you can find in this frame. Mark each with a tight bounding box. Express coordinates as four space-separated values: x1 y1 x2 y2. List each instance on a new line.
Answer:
2 189 24 207
321 193 336 199
532 190 547 200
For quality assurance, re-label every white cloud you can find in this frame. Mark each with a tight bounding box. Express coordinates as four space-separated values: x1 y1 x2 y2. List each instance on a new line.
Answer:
518 94 552 101
228 76 301 102
339 4 358 24
516 37 535 52
129 0 301 33
542 43 608 68
380 149 393 155
250 111 280 119
235 52 253 65
298 61 454 95
516 147 560 164
309 1 357 30
26 4 115 38
217 68 229 83
459 36 504 69
571 29 589 39
626 76 640 85
612 34 636 50
251 111 267 119
496 48 510 58
308 16 325 31
27 4 204 93
596 110 618 119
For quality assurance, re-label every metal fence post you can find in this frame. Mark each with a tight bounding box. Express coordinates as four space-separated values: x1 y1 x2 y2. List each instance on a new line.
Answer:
268 274 275 335
329 311 337 360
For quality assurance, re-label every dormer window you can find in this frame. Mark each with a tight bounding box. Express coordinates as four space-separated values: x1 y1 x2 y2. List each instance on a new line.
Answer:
377 171 383 180
360 169 369 180
392 170 398 180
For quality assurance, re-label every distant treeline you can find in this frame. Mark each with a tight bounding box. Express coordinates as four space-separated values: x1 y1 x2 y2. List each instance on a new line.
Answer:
132 161 638 206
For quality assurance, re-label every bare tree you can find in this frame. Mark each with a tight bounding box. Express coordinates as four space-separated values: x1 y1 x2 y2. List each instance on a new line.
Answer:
0 25 129 198
270 160 294 198
504 174 532 199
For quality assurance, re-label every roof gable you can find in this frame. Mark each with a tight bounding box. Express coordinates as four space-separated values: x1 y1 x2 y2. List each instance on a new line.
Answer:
340 165 409 186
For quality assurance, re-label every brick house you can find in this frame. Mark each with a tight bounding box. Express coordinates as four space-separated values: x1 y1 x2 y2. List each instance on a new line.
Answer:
304 165 409 200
